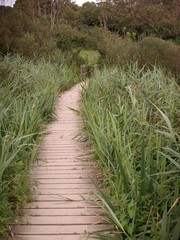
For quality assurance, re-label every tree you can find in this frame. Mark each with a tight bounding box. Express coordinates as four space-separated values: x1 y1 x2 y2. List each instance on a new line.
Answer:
97 0 112 29
59 2 82 27
14 0 36 20
81 2 100 26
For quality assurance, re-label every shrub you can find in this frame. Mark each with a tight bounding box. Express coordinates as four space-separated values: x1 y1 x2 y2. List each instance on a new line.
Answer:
136 37 180 83
55 24 95 51
91 30 180 84
0 8 60 60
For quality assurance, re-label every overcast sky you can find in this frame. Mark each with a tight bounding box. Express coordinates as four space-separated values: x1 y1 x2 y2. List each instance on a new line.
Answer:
0 0 15 7
75 0 96 6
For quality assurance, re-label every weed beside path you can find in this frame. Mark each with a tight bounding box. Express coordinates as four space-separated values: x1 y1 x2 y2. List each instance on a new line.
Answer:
0 56 78 235
81 65 180 239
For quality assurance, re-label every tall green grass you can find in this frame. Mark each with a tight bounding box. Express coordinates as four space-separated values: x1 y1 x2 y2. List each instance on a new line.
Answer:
0 56 78 234
81 64 180 239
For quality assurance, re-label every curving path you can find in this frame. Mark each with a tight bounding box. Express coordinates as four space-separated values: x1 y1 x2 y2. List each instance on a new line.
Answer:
10 84 107 240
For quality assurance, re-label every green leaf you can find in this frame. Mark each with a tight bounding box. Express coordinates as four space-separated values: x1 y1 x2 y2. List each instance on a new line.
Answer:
171 218 180 240
127 200 134 219
150 101 175 141
140 136 147 196
161 205 167 240
97 191 130 239
163 147 180 159
94 235 120 240
159 151 180 169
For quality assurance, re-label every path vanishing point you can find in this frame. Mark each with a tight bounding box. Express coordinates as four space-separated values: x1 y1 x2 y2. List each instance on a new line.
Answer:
6 84 107 240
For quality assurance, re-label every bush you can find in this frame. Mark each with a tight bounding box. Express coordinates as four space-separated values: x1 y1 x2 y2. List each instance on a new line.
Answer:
136 37 180 81
91 30 180 83
55 24 95 52
0 8 61 60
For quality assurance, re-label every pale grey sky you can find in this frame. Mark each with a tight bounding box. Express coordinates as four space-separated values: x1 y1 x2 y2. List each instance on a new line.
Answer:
0 0 16 7
75 0 96 6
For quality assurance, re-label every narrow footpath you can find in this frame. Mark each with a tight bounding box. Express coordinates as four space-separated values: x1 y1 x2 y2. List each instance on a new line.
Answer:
11 84 107 240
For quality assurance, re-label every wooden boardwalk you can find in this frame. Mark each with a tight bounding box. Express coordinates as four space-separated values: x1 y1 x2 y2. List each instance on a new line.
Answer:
8 84 107 240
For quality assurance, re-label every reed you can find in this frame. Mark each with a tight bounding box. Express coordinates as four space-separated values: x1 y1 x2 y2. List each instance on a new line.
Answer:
81 64 180 239
0 56 78 234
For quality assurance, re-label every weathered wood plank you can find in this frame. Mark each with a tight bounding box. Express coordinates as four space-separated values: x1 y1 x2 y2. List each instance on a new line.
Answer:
34 162 94 167
37 183 94 189
35 179 92 184
32 174 94 179
32 194 96 202
15 216 105 225
35 188 95 195
33 166 94 170
31 170 95 175
13 225 108 235
23 201 99 209
20 208 98 216
14 235 96 240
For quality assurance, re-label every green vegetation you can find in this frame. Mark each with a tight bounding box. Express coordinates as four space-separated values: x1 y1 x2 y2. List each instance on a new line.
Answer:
0 56 78 234
79 50 101 66
0 0 179 238
0 1 179 80
81 65 180 239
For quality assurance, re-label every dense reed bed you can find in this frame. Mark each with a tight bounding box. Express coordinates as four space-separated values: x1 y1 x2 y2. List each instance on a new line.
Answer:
0 56 78 234
81 64 180 239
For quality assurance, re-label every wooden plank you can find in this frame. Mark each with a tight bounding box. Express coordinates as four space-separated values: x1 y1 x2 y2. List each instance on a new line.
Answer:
37 149 83 152
31 170 95 175
32 194 94 202
35 179 92 184
23 201 99 209
32 166 94 170
35 158 94 162
38 148 81 151
20 208 98 216
15 216 104 225
34 162 94 167
38 146 78 149
37 183 94 189
36 158 91 161
36 188 95 195
12 225 108 235
37 154 83 158
14 235 96 240
32 174 94 179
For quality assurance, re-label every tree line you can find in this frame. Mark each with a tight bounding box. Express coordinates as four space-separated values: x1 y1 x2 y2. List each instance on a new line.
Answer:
0 0 179 54
16 0 180 39
0 0 179 80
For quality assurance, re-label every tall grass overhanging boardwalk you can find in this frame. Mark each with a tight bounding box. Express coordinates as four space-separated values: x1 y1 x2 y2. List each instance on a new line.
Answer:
8 84 107 240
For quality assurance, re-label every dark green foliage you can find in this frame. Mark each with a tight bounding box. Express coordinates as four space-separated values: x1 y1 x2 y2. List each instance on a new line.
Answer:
103 0 180 41
55 24 98 52
81 2 100 27
0 7 60 59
